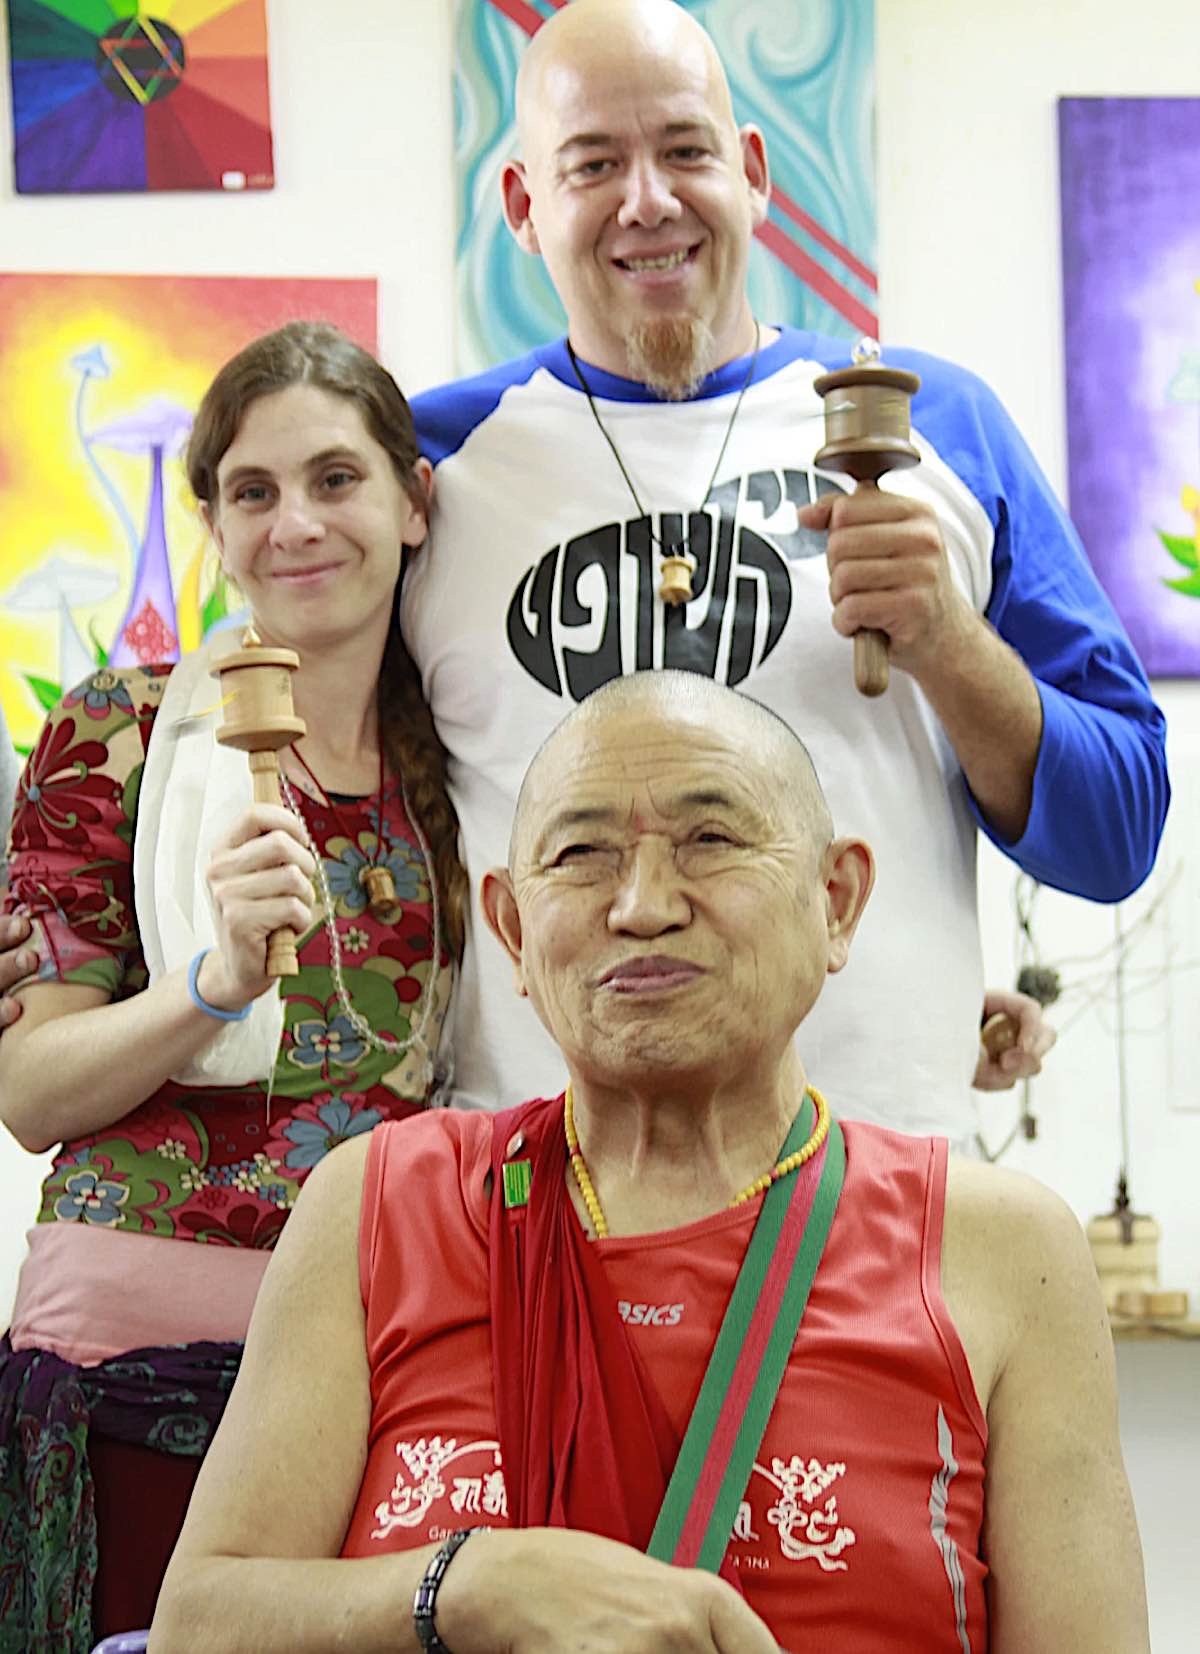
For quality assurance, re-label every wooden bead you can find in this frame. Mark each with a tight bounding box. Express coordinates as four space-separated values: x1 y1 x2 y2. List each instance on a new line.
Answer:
659 554 696 606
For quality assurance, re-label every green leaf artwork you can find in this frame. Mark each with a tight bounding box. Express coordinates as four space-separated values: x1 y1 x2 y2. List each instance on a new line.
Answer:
1156 529 1199 571
22 672 62 713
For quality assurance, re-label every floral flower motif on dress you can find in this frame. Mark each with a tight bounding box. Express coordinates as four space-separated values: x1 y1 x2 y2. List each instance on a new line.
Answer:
288 1014 368 1076
263 1092 382 1172
323 836 429 918
758 1455 856 1572
53 1169 131 1226
63 670 137 722
178 1199 290 1249
12 715 122 854
342 924 370 955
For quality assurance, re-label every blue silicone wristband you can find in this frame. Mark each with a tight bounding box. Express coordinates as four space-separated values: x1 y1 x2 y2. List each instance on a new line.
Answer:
187 949 253 1023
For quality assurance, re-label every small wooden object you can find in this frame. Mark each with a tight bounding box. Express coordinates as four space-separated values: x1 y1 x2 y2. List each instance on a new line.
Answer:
980 1010 1020 1061
659 552 697 607
813 338 922 697
1086 1175 1161 1313
1114 1289 1189 1320
361 865 397 914
211 626 307 977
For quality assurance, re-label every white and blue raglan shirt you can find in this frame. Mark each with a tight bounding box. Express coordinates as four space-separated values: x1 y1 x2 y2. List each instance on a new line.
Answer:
403 326 1168 1139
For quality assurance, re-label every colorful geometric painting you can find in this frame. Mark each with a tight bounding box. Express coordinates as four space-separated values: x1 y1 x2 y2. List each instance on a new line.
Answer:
7 0 274 193
1059 97 1200 677
0 274 377 753
454 0 876 374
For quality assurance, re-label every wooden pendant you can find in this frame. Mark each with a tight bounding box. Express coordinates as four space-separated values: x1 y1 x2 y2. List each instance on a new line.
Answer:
362 865 397 915
659 553 696 606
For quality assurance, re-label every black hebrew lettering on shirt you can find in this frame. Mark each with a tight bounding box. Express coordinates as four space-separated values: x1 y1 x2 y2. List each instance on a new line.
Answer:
505 467 842 701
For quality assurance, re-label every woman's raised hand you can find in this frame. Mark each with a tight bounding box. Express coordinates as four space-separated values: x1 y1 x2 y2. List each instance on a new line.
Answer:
197 805 316 1012
438 1527 780 1654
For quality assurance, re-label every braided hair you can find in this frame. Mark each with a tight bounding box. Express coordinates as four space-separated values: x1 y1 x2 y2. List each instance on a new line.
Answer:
186 320 467 959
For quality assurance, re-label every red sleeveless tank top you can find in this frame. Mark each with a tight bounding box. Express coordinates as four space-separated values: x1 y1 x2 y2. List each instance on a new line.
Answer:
342 1107 988 1653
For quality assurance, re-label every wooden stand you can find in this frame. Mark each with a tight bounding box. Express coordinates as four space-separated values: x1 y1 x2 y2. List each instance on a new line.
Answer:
211 627 307 977
813 350 922 697
1087 1175 1162 1313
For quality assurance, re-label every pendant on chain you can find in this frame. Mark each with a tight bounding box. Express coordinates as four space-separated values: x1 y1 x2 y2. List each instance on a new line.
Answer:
361 865 397 916
659 551 697 606
565 322 761 615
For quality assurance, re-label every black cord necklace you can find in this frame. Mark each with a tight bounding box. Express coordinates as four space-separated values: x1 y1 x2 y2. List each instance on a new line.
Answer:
565 321 762 605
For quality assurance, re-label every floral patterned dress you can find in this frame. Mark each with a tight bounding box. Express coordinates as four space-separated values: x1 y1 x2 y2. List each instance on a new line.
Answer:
4 663 453 1253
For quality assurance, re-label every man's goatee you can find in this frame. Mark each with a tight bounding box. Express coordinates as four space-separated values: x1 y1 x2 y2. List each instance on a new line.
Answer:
626 316 716 401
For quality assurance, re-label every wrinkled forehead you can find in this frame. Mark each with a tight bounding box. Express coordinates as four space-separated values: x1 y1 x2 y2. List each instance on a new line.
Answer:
515 703 785 856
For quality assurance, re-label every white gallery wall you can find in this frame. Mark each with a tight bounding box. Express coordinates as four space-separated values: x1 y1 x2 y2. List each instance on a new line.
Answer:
1 1 1197 1647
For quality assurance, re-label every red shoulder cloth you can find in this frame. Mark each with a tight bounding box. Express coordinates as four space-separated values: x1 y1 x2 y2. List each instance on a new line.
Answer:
487 1095 681 1549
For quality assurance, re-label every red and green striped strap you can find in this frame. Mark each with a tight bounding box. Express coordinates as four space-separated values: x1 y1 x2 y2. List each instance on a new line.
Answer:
646 1093 846 1573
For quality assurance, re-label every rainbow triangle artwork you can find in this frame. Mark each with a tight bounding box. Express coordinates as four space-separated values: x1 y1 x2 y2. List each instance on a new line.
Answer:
6 0 274 193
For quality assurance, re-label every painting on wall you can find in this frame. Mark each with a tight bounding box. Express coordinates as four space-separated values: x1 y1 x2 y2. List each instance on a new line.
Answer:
0 274 377 753
453 0 877 374
1059 96 1200 677
7 0 275 193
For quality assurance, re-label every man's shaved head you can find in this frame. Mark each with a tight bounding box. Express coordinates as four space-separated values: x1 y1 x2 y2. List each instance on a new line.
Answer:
486 668 872 1089
510 671 833 869
515 0 737 159
501 0 769 392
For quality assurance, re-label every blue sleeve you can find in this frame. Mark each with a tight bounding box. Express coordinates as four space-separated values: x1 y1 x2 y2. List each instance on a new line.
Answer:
410 347 549 466
897 349 1169 902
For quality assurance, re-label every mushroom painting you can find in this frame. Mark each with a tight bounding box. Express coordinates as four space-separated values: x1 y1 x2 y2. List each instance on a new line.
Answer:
0 272 378 753
2 556 121 694
86 396 195 667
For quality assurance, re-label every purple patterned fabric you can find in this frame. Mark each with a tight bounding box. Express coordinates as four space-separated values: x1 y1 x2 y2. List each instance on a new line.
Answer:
0 1335 239 1652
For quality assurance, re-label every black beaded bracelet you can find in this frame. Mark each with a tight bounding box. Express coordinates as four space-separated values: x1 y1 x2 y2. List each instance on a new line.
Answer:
412 1526 486 1653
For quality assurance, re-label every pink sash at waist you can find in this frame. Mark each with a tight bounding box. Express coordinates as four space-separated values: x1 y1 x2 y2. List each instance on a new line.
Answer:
8 1223 271 1366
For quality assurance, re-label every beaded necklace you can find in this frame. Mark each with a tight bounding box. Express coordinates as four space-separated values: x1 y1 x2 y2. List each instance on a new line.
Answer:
288 743 396 917
563 1081 830 1240
277 764 444 1090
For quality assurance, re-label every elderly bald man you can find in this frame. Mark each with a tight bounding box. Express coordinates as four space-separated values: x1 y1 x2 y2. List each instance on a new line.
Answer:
0 0 1161 1142
150 674 1148 1654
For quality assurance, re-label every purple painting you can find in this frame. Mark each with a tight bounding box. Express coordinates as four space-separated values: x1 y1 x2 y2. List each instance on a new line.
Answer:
1059 97 1200 677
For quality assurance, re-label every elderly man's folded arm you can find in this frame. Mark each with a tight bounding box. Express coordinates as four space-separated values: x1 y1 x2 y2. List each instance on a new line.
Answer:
147 1132 419 1653
149 1132 777 1654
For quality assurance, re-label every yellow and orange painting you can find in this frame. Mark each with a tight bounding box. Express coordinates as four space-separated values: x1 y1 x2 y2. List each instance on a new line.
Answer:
0 273 376 751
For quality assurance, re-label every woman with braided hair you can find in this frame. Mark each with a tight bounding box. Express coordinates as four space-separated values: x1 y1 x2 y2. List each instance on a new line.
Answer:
0 322 467 1650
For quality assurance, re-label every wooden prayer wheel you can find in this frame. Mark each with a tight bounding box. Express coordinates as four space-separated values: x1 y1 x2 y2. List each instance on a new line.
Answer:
980 1012 1017 1062
813 344 922 698
211 626 307 977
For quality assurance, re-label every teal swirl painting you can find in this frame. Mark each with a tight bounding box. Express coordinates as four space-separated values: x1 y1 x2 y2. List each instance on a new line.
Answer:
454 0 876 373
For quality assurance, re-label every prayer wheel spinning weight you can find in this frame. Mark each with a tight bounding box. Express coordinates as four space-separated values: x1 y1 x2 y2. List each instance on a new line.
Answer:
813 339 922 698
211 626 307 977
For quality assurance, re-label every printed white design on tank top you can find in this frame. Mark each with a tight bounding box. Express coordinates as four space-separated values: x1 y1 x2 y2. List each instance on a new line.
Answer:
370 1437 506 1540
755 1455 856 1571
617 1299 685 1326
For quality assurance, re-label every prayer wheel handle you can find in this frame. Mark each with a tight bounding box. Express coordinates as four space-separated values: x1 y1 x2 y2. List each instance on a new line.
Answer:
210 627 308 978
813 342 922 699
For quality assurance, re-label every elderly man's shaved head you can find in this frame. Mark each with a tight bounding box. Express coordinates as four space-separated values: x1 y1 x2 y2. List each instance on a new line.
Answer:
502 0 769 395
510 671 834 871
